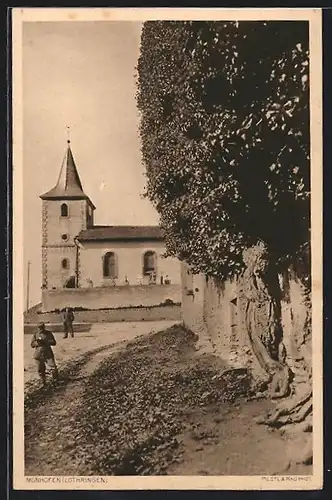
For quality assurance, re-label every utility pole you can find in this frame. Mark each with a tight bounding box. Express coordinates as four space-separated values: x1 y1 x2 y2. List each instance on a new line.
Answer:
26 260 31 312
74 237 79 288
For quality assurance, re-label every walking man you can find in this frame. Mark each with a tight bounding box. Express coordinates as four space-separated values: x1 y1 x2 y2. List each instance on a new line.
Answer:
31 322 58 386
62 307 75 338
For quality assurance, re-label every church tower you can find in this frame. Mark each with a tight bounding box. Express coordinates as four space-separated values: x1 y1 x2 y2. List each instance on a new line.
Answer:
40 140 95 290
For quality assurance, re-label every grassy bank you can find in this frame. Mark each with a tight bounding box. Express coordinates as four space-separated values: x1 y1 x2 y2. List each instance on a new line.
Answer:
68 324 252 475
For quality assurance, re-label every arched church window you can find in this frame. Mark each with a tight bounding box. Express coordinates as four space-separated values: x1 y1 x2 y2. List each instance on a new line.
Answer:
61 258 69 270
103 252 118 279
61 203 68 217
143 251 157 276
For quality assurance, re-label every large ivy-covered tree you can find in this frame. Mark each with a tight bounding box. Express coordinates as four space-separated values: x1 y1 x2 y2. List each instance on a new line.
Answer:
136 21 309 280
136 21 312 457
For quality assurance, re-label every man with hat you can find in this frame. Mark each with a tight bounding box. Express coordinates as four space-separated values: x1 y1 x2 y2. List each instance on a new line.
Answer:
30 322 59 386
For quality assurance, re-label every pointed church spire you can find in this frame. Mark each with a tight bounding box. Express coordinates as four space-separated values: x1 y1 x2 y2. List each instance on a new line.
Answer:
54 141 85 194
40 140 95 208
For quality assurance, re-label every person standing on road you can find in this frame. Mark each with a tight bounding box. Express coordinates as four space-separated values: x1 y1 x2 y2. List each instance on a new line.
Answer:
31 322 59 386
62 307 75 339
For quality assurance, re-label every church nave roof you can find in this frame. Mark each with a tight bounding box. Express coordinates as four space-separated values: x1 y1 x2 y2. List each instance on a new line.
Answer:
78 225 163 242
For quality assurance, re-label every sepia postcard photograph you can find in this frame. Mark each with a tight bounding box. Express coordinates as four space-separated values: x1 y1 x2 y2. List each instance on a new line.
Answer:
12 7 323 491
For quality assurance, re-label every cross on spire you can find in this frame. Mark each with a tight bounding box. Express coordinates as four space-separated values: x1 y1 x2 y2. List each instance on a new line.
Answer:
66 125 71 144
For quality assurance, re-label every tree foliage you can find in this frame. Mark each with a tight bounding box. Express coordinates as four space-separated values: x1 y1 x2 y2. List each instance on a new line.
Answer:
136 21 310 279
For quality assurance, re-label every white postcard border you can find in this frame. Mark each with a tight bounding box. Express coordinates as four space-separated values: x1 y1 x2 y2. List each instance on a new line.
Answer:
12 7 323 491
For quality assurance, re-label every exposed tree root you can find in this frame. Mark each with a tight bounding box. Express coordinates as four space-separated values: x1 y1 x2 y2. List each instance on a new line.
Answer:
255 388 313 470
256 388 312 427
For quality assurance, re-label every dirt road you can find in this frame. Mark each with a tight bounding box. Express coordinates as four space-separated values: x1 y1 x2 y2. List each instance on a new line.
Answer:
24 322 311 477
24 320 177 383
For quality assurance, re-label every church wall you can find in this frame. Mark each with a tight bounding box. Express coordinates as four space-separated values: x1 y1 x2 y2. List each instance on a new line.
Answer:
46 246 77 289
44 199 87 246
41 284 181 312
79 240 181 287
42 199 88 288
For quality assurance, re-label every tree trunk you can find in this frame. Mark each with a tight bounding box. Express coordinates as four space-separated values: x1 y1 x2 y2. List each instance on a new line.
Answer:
241 243 291 398
241 243 312 466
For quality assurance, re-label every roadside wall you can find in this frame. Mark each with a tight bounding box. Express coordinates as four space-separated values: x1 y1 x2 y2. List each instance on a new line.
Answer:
37 304 181 325
42 284 181 312
181 261 311 378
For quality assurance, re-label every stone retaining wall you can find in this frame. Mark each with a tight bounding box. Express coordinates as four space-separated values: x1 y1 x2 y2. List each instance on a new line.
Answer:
37 304 181 325
181 261 311 379
42 284 181 312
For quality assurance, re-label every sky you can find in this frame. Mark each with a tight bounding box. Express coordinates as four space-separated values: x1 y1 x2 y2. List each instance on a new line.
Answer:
22 21 159 308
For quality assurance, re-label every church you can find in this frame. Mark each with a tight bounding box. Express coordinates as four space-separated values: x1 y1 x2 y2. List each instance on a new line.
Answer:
39 140 181 311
